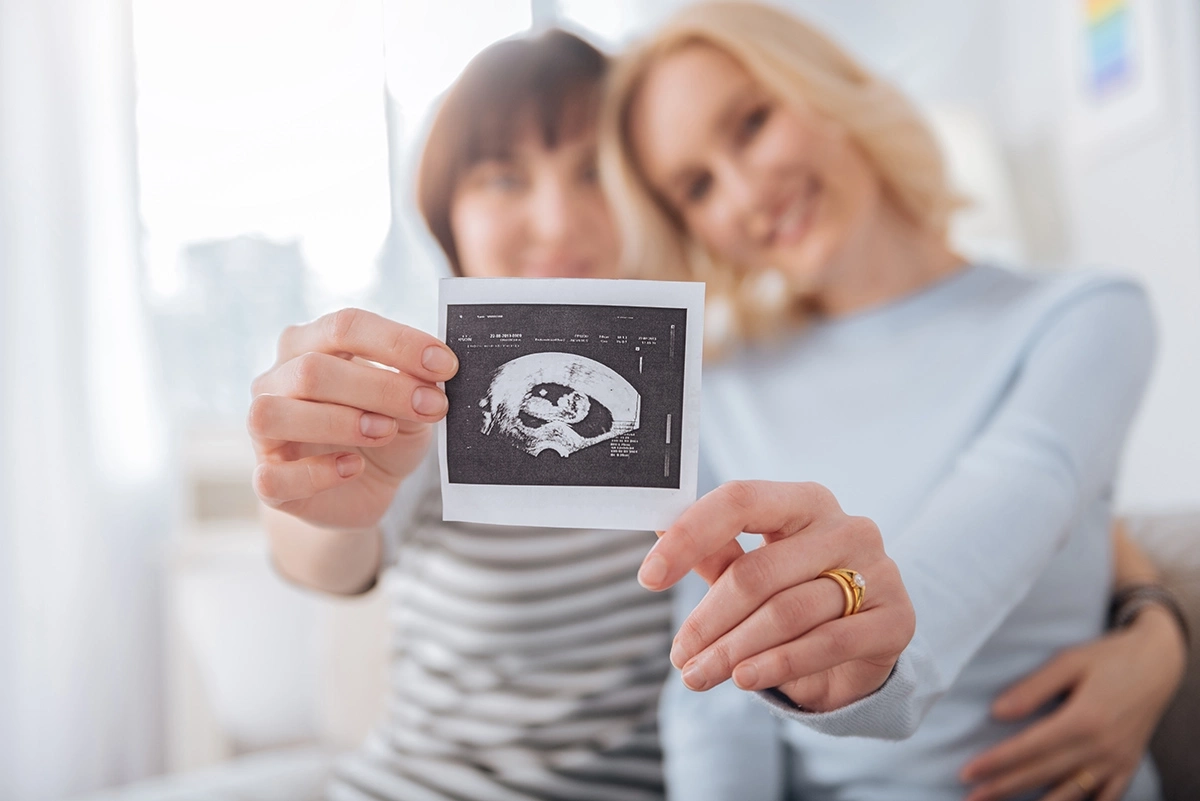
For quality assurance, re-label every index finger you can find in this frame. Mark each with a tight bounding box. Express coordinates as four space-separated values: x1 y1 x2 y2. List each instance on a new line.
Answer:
960 706 1081 783
648 530 745 591
279 308 457 382
638 480 840 591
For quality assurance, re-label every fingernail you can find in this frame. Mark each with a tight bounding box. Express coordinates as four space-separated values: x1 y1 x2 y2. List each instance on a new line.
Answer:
669 640 686 669
360 413 395 438
422 345 457 374
412 386 447 416
682 657 709 690
336 453 362 478
638 553 668 589
732 662 758 689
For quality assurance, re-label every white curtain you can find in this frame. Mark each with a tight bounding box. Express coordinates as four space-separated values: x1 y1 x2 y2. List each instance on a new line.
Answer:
0 0 171 798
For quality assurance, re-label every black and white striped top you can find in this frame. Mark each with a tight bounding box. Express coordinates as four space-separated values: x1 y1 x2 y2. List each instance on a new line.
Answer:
327 454 671 801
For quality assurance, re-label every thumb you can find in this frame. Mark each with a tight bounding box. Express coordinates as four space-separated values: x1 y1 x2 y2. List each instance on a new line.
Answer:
992 648 1084 721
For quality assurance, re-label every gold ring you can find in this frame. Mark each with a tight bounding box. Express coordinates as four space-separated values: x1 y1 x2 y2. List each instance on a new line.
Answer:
818 569 865 616
1072 769 1097 795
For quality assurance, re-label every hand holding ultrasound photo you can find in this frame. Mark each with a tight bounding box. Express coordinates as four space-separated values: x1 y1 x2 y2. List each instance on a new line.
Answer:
438 278 704 529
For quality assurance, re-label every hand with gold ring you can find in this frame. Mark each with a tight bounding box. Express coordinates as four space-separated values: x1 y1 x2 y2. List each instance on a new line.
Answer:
638 480 916 712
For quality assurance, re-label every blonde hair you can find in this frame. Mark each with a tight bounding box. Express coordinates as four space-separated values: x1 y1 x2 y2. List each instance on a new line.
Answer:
600 0 961 344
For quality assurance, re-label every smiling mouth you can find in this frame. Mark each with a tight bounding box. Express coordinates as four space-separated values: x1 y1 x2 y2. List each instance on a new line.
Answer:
768 177 821 248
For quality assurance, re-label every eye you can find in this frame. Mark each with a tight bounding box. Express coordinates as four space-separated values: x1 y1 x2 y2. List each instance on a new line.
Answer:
578 158 600 186
738 103 770 143
486 167 525 192
684 172 713 205
467 160 526 193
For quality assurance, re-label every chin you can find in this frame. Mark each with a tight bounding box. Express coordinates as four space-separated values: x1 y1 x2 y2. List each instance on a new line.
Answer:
773 254 829 295
775 232 842 293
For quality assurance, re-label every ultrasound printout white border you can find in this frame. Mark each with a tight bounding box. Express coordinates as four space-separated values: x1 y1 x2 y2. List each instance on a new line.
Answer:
438 277 704 530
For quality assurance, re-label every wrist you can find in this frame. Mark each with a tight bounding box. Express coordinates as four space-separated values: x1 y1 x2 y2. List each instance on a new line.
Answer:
1129 603 1186 646
1126 605 1189 700
267 515 384 595
1109 582 1190 648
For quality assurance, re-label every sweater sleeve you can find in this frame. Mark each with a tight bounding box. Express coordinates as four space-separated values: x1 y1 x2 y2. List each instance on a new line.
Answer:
756 279 1157 738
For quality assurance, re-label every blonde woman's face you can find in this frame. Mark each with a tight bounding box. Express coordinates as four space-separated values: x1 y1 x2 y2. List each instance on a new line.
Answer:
450 122 619 279
629 44 881 290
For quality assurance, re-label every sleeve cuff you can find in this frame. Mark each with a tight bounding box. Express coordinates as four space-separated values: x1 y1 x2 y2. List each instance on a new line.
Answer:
751 639 940 740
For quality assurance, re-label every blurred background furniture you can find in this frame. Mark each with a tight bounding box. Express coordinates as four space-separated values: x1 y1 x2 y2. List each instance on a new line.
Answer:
66 426 387 801
161 427 388 771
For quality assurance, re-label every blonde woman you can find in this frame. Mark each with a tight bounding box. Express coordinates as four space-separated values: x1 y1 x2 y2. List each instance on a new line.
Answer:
602 3 1183 799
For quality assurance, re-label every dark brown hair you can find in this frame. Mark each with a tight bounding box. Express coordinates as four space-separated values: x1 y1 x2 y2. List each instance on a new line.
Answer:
416 29 609 274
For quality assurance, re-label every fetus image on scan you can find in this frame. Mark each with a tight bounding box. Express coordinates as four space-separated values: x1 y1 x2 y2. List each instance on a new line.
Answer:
478 353 641 457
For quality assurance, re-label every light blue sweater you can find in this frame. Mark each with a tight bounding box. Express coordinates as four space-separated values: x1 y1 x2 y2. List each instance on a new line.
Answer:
662 265 1161 801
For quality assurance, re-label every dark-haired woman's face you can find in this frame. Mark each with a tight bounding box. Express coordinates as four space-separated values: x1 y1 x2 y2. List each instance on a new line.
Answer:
450 123 619 279
629 44 881 292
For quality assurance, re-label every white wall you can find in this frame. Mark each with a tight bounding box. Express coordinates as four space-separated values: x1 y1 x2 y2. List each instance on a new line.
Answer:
993 0 1200 511
1062 0 1200 512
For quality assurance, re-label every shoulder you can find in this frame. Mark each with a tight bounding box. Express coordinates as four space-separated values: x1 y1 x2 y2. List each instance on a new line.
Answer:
969 263 1146 312
971 264 1155 351
960 267 1157 415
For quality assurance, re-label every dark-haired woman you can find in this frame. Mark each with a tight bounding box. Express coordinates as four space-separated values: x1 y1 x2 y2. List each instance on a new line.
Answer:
251 31 670 801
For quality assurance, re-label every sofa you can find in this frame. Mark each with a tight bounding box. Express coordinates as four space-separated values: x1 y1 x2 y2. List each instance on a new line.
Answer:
1132 513 1200 801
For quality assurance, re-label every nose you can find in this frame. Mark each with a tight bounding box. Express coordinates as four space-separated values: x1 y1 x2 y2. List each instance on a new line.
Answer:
529 176 581 247
715 161 771 240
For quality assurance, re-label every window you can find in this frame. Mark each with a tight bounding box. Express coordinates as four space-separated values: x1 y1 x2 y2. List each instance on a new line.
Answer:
133 0 533 421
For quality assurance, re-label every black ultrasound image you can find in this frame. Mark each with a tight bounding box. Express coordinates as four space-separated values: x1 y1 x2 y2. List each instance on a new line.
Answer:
444 304 687 488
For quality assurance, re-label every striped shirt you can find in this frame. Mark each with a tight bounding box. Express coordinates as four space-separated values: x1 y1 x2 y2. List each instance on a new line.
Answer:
327 453 671 801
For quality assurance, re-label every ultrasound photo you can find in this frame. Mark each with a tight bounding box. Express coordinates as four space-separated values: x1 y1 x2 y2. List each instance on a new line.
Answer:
445 302 686 489
437 278 704 530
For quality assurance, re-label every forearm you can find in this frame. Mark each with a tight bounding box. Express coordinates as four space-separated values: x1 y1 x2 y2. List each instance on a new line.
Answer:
263 504 383 595
1109 522 1189 650
1111 519 1160 589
